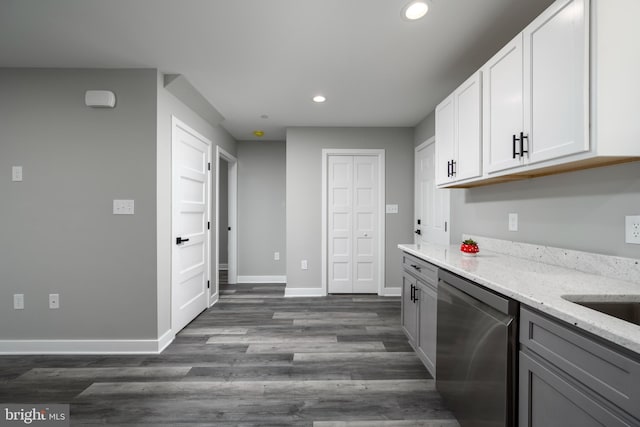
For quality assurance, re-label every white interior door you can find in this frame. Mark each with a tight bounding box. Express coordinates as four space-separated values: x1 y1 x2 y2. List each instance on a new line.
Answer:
328 155 379 294
416 139 450 245
172 120 210 334
353 156 378 293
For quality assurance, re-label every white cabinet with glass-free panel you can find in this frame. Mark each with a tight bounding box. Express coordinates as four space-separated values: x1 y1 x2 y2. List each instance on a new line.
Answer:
435 72 482 187
452 0 640 188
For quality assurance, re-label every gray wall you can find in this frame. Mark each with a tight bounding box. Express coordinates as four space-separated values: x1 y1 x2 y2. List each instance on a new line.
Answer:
237 141 286 277
451 162 640 258
413 111 640 259
0 68 158 339
156 71 236 335
414 111 435 147
218 159 228 265
285 127 415 291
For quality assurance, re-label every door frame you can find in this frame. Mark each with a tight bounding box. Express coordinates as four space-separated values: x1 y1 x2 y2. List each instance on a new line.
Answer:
415 137 451 245
213 146 238 306
321 149 385 296
171 116 212 332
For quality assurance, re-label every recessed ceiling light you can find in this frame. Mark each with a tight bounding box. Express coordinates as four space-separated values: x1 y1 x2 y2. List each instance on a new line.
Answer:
253 130 265 137
403 1 429 21
313 95 326 103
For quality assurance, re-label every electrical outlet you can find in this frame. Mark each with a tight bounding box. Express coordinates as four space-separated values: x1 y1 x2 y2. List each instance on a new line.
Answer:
301 260 308 270
113 199 135 215
49 293 60 309
274 252 280 261
12 166 23 182
13 294 24 310
625 215 640 244
508 213 518 232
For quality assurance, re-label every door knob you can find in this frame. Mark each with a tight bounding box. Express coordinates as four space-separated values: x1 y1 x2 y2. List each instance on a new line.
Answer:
415 229 422 235
176 237 190 245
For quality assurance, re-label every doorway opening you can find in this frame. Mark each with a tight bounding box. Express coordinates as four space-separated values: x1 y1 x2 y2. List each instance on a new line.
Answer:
213 146 238 306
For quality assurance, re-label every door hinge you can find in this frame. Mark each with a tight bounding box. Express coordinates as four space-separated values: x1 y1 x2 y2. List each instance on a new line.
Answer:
208 221 210 230
207 280 210 289
208 162 211 171
445 221 448 232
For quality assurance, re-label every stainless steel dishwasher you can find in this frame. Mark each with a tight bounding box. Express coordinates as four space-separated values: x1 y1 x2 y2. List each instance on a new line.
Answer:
436 269 519 427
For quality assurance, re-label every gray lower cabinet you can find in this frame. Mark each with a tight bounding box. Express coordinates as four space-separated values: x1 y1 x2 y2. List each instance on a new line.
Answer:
401 272 418 344
401 252 438 377
519 307 640 427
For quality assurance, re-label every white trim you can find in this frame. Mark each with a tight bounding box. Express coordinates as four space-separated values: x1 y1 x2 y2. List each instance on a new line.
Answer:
214 146 238 308
209 291 219 307
0 330 175 355
380 287 401 297
219 263 229 270
321 149 386 296
237 275 287 284
284 287 326 298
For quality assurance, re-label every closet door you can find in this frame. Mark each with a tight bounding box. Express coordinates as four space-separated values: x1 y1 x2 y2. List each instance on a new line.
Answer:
352 156 378 294
328 155 379 294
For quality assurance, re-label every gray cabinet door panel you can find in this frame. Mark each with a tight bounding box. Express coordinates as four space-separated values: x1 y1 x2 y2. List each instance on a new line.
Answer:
402 273 418 344
519 350 635 427
520 307 640 419
416 281 437 377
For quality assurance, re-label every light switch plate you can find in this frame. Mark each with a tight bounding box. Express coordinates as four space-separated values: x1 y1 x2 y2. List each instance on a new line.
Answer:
274 252 280 261
301 260 308 270
386 204 399 214
508 213 518 232
13 294 24 310
113 199 135 215
12 166 23 182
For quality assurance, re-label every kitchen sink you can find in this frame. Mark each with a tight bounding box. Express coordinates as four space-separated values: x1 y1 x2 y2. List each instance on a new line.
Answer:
562 295 640 326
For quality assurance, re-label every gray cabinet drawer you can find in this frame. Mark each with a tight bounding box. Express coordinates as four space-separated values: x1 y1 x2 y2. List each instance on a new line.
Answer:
402 253 438 286
520 307 640 420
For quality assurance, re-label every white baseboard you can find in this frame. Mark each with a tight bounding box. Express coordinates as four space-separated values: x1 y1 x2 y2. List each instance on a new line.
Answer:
284 287 326 297
0 329 175 355
380 287 401 297
219 263 228 270
237 275 286 284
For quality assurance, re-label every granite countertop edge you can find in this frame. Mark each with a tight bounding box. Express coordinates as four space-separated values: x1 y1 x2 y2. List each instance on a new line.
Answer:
398 243 640 356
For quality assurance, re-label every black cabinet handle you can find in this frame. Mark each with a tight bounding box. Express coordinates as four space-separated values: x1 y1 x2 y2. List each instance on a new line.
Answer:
410 284 415 302
176 237 190 245
446 161 451 177
519 132 529 156
410 264 422 272
451 160 456 176
512 134 518 159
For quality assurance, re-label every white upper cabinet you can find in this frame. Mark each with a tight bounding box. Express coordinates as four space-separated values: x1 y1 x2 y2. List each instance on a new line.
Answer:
523 0 589 165
483 35 524 174
442 0 640 188
436 72 482 186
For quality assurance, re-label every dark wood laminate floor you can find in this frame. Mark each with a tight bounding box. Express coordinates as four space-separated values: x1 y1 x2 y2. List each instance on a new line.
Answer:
0 284 457 426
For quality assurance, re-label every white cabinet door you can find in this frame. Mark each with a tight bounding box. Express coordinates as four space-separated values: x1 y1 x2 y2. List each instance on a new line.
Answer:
455 72 482 181
435 94 455 186
524 0 589 164
483 35 525 173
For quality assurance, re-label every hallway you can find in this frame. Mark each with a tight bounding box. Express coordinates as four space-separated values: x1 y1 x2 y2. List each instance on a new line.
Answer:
0 284 456 426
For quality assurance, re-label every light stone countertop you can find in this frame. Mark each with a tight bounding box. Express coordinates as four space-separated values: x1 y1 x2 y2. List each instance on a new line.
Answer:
398 242 640 355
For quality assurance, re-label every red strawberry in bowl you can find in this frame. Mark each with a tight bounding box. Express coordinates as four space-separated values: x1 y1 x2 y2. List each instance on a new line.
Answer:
460 239 479 256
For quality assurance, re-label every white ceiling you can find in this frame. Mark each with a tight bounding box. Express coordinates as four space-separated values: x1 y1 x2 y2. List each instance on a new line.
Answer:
0 0 554 141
